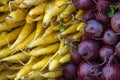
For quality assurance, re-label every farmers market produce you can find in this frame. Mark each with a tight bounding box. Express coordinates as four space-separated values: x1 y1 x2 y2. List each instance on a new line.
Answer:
60 0 120 80
1 0 120 80
0 0 85 80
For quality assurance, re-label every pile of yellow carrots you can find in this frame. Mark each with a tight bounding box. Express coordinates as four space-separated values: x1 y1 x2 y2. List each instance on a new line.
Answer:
0 0 86 80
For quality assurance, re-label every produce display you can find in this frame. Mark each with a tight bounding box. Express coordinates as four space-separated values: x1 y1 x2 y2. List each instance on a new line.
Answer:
58 0 120 80
0 0 85 80
0 0 120 80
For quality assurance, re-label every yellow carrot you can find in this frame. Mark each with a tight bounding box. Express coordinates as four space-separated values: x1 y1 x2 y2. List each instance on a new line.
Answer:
0 62 12 72
49 56 61 71
59 53 71 64
34 21 43 39
6 64 22 79
61 23 79 35
48 41 66 71
0 0 9 5
15 57 40 80
77 22 86 31
72 32 83 40
63 19 76 26
0 52 30 63
14 31 35 52
57 45 69 55
28 32 59 48
10 22 35 49
0 31 8 39
0 5 9 12
26 14 37 23
0 47 13 59
58 5 75 20
28 2 46 16
41 24 60 38
30 43 60 56
0 27 22 47
0 12 9 23
11 0 24 5
40 70 63 78
9 0 24 10
32 14 44 21
40 45 68 71
67 32 78 40
19 0 46 8
75 9 85 19
32 56 51 70
7 73 16 80
41 23 70 38
0 21 24 31
27 70 45 80
43 0 68 28
0 69 17 80
47 78 56 80
6 9 27 23
9 64 23 69
62 16 71 22
0 21 24 32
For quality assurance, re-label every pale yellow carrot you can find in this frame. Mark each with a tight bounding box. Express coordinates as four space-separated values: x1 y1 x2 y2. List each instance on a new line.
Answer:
26 14 37 23
0 27 22 47
0 5 9 12
27 70 45 80
0 52 30 63
77 22 86 31
40 39 66 71
32 14 44 21
0 69 17 80
72 32 83 41
59 53 71 64
0 47 13 59
0 62 12 72
40 70 63 78
19 0 46 8
10 22 35 49
30 43 60 56
28 2 46 16
43 0 68 28
75 9 85 19
0 21 24 32
15 31 35 51
32 56 51 70
0 12 9 23
58 4 75 20
15 57 41 80
61 23 79 35
49 55 61 71
28 32 59 48
34 21 43 39
6 9 27 23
